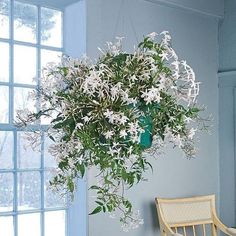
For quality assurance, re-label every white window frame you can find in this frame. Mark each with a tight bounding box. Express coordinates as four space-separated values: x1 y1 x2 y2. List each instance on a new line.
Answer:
0 1 72 236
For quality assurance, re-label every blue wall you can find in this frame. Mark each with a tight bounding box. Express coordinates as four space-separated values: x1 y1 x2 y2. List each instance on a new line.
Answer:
64 2 88 236
86 0 222 235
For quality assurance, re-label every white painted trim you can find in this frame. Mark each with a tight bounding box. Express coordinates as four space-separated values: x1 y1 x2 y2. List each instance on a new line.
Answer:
144 0 223 19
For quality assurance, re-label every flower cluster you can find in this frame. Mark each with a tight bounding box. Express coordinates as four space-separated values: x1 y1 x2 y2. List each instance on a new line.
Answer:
16 32 204 230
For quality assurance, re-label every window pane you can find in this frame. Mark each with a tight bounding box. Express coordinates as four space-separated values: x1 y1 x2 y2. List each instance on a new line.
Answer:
41 8 62 47
0 131 13 169
41 49 62 70
18 172 41 210
0 86 9 123
44 171 66 208
0 42 9 82
0 0 10 38
17 132 41 169
45 211 65 236
0 216 14 236
14 87 36 120
14 45 37 84
14 1 37 43
44 135 56 168
0 173 13 212
18 213 40 236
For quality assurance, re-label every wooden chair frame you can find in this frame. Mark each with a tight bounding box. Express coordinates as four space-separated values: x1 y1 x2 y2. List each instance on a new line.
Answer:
155 195 236 236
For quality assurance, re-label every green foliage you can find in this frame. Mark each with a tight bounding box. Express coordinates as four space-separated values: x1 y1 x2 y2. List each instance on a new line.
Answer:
16 32 206 229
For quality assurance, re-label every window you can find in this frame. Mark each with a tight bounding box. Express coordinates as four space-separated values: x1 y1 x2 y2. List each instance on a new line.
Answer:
0 1 67 235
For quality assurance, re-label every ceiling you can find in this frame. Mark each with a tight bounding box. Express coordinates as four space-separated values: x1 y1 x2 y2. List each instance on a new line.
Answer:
23 0 80 9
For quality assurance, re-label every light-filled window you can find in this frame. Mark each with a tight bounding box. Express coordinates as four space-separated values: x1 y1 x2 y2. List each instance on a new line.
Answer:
0 1 66 235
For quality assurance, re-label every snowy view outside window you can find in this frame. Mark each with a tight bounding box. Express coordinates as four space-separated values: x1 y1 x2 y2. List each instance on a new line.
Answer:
0 0 66 235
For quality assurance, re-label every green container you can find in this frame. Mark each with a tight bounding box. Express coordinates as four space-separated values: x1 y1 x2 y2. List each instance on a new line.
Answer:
139 115 153 149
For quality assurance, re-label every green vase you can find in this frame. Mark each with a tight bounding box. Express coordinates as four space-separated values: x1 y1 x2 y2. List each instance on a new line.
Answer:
139 115 152 149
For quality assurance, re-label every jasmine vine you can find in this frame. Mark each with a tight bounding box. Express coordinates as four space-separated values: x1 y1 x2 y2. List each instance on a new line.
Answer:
17 31 205 231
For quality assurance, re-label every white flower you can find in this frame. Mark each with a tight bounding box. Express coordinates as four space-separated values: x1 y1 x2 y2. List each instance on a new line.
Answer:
104 130 114 139
110 86 120 101
126 97 138 105
77 156 85 164
68 158 75 168
127 146 133 155
184 116 192 123
160 31 171 45
121 210 144 232
181 60 188 70
173 134 183 148
141 87 161 104
188 128 197 139
141 90 153 104
169 116 176 122
76 123 83 129
104 109 113 118
82 116 91 123
129 75 138 82
173 70 180 80
159 51 169 61
118 115 129 125
120 130 128 138
128 122 139 134
131 135 140 144
171 60 180 70
168 48 178 60
176 125 182 130
108 147 116 156
147 32 158 40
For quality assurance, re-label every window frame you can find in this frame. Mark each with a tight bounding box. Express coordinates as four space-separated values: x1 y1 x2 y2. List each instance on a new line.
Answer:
0 1 68 236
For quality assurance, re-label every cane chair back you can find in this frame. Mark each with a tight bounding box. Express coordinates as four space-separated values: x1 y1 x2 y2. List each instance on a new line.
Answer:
155 195 230 236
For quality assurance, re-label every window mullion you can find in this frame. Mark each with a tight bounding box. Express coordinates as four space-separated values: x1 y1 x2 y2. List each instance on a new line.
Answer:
13 130 18 236
9 1 18 236
9 0 14 126
37 6 45 236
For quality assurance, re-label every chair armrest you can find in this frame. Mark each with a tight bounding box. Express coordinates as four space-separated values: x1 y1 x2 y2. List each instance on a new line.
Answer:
160 220 182 236
227 228 236 236
213 214 233 235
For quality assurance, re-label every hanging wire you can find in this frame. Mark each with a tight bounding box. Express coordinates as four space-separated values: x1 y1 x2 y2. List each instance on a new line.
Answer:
112 0 125 41
112 0 139 44
127 10 139 44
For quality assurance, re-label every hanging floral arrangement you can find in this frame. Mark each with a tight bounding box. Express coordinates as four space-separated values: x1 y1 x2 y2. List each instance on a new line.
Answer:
17 31 205 231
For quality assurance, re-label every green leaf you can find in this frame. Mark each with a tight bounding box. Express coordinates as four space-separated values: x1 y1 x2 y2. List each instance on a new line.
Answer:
48 135 55 142
67 178 74 193
95 201 104 206
191 107 200 113
77 164 85 177
90 185 99 190
89 206 102 215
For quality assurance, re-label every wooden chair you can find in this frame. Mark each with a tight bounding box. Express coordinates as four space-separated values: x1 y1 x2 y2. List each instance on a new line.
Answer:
155 195 236 236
